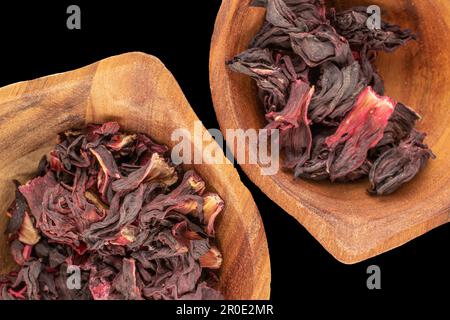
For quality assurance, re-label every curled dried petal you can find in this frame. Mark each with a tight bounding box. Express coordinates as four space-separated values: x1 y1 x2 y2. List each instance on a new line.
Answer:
326 87 396 180
112 153 177 192
90 145 121 179
106 134 137 151
202 193 224 237
266 80 315 169
369 130 435 195
199 247 223 270
6 181 27 235
290 24 353 68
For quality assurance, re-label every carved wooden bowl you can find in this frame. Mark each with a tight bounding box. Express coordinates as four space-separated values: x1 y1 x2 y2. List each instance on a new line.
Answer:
210 0 450 264
0 52 270 299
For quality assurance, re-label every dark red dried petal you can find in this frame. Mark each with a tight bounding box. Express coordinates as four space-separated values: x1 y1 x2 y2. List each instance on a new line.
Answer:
369 130 435 195
112 153 177 193
325 86 396 180
19 172 58 221
112 258 142 300
290 24 353 68
6 181 27 235
90 145 121 179
266 80 315 169
93 122 120 136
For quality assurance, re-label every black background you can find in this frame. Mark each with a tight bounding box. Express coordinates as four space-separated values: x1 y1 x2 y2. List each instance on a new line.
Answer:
0 0 448 314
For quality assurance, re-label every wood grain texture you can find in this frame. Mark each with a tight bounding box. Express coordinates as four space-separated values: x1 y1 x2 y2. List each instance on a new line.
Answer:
0 52 271 299
210 0 450 264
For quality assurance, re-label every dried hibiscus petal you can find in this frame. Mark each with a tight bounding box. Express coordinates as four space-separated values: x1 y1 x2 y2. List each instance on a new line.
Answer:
39 185 83 249
109 225 139 246
19 172 57 221
112 153 177 193
106 134 137 151
6 181 27 234
309 61 366 125
296 126 372 182
227 48 292 112
202 194 225 237
369 130 435 195
89 273 112 300
265 80 315 169
290 24 353 68
251 0 326 43
10 259 42 300
325 86 396 181
266 0 300 29
294 128 331 181
112 258 142 300
10 240 31 266
375 102 421 153
90 145 121 179
199 247 223 270
92 121 121 136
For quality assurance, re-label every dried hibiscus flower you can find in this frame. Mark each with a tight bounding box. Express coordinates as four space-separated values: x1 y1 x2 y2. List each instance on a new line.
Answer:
250 0 326 49
227 48 292 112
369 130 435 195
228 0 434 195
265 79 315 169
325 86 396 181
1 122 224 300
374 102 421 154
290 24 353 68
309 61 367 125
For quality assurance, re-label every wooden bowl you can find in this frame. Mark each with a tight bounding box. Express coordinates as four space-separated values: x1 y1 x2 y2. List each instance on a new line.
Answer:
210 0 450 264
0 52 270 299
